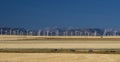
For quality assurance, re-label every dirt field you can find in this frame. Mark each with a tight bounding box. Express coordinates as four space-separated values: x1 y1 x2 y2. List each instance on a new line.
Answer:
0 53 120 62
1 35 120 41
0 36 120 62
0 40 120 49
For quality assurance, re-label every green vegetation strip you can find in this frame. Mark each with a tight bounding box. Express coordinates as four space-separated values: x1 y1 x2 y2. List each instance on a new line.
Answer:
0 48 120 54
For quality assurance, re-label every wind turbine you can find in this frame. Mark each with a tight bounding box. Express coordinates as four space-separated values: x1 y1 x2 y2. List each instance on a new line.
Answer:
64 31 68 36
70 32 73 36
43 31 46 36
5 30 8 35
113 30 117 36
16 30 19 35
87 32 90 36
29 31 33 36
13 30 16 35
26 30 29 36
85 31 89 36
9 29 12 35
44 27 50 36
79 32 82 36
20 31 23 36
94 31 97 36
38 30 41 36
63 32 66 36
50 32 53 36
75 31 79 36
103 29 107 36
46 30 49 36
55 30 59 36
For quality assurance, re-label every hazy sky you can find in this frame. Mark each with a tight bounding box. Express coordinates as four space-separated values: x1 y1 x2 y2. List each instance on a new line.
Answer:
0 0 120 29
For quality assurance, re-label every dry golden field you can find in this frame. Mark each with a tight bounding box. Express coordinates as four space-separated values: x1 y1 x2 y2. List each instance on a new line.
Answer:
1 35 120 41
0 39 120 62
0 35 120 62
0 53 120 62
0 40 120 49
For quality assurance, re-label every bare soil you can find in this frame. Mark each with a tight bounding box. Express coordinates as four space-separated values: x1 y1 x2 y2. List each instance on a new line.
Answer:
0 53 120 62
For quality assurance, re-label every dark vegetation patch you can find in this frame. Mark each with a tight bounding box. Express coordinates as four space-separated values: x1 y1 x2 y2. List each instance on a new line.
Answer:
0 48 120 54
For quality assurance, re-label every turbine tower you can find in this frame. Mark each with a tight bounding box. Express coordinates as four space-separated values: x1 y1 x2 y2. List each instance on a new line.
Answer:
30 31 33 36
103 29 107 36
4 30 7 35
70 32 73 36
64 31 68 36
85 31 89 36
94 31 97 36
9 29 12 35
46 30 49 36
26 30 29 36
113 30 117 36
55 30 59 36
38 30 41 36
50 32 52 36
13 30 16 35
75 31 78 36
79 32 82 36
20 31 23 36
16 30 19 35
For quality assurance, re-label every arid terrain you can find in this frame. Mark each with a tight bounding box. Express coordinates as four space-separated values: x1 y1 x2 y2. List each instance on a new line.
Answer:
1 35 120 62
0 40 120 49
0 53 120 62
0 40 120 62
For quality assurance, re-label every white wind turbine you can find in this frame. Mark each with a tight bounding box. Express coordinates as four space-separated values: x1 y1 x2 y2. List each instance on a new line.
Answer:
16 30 19 35
43 31 46 36
55 30 59 36
5 30 8 35
63 32 66 36
88 32 90 36
13 30 16 35
85 31 89 36
113 30 117 36
9 29 12 35
70 31 73 36
20 31 23 36
75 31 78 36
26 30 29 36
29 31 33 36
52 26 59 36
38 30 41 36
44 27 50 36
103 29 107 36
50 32 53 36
64 31 68 36
94 31 97 36
79 32 82 36
46 30 49 36
75 31 82 36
